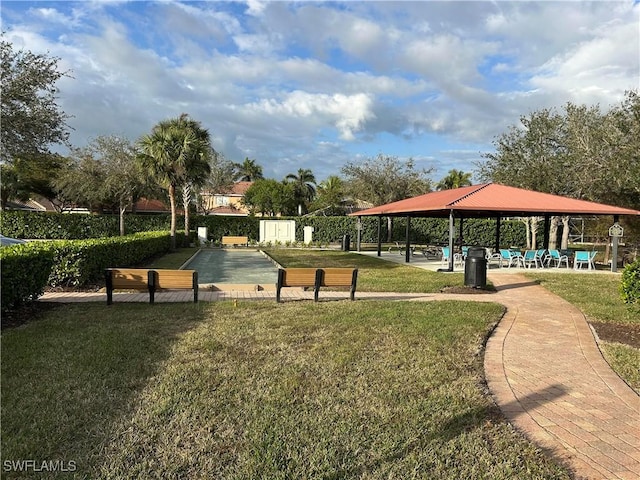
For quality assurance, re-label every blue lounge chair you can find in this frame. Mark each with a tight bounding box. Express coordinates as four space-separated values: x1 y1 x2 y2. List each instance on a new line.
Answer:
574 251 597 270
523 250 540 268
499 249 524 268
546 249 570 268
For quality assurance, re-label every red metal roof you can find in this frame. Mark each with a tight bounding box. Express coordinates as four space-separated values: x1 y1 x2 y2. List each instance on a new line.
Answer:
351 183 640 218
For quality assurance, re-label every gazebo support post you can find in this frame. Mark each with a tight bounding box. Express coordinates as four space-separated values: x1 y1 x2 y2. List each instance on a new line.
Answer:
459 217 464 249
611 215 619 273
405 216 411 263
494 216 501 253
377 216 382 257
448 210 455 271
543 215 551 249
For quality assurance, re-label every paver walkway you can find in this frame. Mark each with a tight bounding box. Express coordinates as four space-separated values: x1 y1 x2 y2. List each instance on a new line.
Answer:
39 271 639 479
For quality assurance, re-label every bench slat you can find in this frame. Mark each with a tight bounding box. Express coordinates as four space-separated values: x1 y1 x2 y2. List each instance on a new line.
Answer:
106 268 198 304
221 236 249 246
276 268 357 302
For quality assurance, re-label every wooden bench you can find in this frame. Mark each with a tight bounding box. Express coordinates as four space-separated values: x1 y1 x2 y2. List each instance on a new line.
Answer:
276 267 358 302
221 236 249 247
105 268 198 304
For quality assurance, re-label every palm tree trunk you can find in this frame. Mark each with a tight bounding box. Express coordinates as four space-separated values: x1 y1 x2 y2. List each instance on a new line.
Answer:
169 183 177 250
183 183 191 247
119 202 126 236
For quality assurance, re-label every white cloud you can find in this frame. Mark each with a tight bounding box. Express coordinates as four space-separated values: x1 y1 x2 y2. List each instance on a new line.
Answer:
1 0 637 182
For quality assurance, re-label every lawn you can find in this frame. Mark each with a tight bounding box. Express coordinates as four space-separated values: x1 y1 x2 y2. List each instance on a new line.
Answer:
265 249 466 292
1 301 572 479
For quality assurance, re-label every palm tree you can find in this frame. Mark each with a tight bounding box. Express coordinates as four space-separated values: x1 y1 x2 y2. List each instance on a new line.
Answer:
138 114 211 250
436 169 473 190
171 115 212 245
234 157 263 182
314 175 345 214
285 168 316 215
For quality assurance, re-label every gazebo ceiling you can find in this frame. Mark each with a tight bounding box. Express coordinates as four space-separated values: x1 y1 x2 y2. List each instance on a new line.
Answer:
350 183 640 218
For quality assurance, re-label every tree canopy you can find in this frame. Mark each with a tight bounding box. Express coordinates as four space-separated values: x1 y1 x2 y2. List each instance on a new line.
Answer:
234 157 264 182
242 179 295 216
342 154 433 206
0 36 71 163
285 168 317 215
436 169 472 190
138 114 212 249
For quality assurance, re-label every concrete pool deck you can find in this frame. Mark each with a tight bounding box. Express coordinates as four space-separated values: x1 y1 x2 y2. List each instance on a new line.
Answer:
38 260 639 479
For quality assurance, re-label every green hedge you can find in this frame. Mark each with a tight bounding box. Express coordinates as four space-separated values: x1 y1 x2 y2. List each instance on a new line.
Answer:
0 211 171 239
620 259 640 304
0 211 527 247
0 232 179 305
46 231 180 287
0 243 55 310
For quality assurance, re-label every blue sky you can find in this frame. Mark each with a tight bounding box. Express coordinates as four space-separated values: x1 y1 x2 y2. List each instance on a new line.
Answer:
2 1 638 183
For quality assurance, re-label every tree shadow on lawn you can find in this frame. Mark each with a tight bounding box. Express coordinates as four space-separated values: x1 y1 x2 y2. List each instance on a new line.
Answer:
326 384 573 479
0 302 209 478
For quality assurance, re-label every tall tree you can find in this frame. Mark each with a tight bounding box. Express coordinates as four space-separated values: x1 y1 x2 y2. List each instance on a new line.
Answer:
12 153 69 210
342 154 433 241
0 36 71 163
242 179 296 216
436 169 473 190
169 114 213 244
311 175 346 215
478 93 640 249
233 157 263 182
285 168 316 215
138 115 211 250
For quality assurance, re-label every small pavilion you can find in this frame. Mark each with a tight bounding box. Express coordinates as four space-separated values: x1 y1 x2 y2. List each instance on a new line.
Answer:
350 183 640 272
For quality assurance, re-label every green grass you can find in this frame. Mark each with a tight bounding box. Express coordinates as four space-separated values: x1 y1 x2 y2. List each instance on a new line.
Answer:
1 301 572 479
600 343 640 388
524 272 639 325
265 249 466 292
143 247 199 269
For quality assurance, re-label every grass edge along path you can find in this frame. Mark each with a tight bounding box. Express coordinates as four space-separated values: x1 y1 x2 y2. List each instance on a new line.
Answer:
1 301 572 479
524 272 640 391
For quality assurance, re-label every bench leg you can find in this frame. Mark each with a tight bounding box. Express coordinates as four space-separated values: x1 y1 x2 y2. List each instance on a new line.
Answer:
276 269 284 303
350 269 358 301
105 270 113 305
314 269 322 302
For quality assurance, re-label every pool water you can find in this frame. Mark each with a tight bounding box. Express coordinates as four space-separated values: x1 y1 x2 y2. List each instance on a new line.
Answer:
182 249 279 286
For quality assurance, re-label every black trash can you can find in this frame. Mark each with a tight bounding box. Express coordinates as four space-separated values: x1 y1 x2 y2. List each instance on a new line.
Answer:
342 235 351 252
464 247 487 288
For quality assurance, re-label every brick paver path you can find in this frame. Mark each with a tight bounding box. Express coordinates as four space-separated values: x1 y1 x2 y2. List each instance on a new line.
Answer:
39 271 639 479
481 273 640 480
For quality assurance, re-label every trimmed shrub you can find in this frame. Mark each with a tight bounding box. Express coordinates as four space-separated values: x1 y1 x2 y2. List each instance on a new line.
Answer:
620 258 640 304
0 211 171 239
45 231 179 287
0 243 55 310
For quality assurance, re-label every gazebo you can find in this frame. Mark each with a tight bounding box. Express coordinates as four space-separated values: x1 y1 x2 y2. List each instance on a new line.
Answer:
350 183 640 272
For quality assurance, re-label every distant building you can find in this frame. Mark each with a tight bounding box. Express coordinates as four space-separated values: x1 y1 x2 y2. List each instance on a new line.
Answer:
199 181 252 216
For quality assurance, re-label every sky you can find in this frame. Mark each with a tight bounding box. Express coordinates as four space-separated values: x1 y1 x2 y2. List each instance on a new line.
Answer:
1 0 638 183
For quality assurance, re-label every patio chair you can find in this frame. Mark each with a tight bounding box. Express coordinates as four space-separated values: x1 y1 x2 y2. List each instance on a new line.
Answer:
535 249 547 267
441 247 463 267
486 248 502 268
546 249 570 268
499 249 524 268
522 250 540 268
574 250 597 270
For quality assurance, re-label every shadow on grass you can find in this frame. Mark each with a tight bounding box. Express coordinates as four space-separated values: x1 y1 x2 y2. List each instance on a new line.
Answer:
0 302 208 478
325 384 571 479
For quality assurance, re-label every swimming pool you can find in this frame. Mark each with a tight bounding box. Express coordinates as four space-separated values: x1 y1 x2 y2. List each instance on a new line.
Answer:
182 249 280 290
